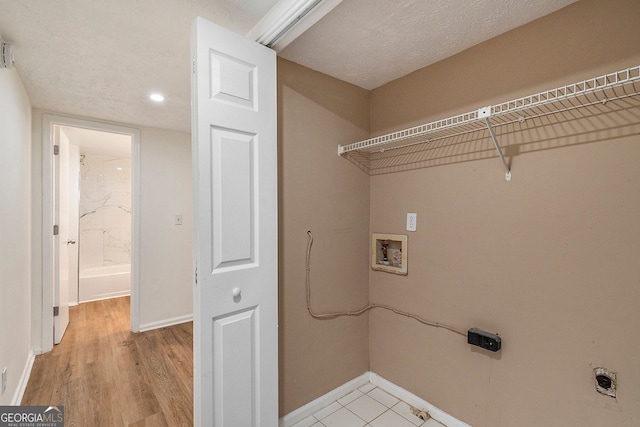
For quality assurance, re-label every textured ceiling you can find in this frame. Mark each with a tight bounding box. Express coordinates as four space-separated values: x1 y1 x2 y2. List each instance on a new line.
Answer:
280 0 577 90
0 0 280 132
0 0 576 132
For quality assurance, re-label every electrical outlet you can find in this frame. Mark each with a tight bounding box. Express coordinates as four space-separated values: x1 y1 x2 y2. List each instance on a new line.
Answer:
174 214 183 225
2 367 7 394
406 213 417 231
468 328 501 352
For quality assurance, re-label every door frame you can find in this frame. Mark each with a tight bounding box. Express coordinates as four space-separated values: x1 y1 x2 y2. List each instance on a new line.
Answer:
41 114 141 352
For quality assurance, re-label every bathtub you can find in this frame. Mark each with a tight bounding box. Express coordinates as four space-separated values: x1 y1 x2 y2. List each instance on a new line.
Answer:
79 264 131 303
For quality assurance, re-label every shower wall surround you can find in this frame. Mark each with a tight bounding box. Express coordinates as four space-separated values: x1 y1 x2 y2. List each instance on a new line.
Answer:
79 153 132 270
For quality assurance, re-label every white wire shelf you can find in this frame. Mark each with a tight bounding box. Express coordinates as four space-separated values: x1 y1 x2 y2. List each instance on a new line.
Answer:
338 65 640 178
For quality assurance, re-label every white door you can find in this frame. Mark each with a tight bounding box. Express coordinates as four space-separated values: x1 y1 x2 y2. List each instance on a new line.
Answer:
67 143 80 306
191 17 278 427
54 126 71 343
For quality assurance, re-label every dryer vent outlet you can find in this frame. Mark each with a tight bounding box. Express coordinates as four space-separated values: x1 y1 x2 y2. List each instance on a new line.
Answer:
594 367 616 398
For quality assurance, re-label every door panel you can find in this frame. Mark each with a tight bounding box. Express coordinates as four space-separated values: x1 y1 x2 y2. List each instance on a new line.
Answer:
213 307 258 426
68 143 80 305
191 17 278 427
209 50 257 110
211 127 255 268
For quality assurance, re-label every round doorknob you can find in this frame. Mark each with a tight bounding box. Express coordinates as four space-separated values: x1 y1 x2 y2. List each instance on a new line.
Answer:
232 287 241 298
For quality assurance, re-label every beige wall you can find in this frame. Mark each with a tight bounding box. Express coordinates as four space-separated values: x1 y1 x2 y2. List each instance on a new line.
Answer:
277 58 371 415
368 0 640 426
138 127 193 329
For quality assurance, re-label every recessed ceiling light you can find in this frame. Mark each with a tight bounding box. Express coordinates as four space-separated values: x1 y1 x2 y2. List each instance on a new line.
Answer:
150 93 165 102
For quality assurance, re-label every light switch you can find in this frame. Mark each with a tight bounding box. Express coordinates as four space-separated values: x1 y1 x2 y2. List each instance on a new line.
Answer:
174 214 183 225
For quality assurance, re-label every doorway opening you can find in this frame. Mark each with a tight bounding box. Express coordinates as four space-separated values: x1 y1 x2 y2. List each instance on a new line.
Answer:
42 114 141 353
62 126 132 304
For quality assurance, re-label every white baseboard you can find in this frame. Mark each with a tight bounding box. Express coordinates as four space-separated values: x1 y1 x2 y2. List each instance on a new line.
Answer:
279 372 370 427
138 313 193 332
369 372 472 427
11 350 35 405
279 371 472 427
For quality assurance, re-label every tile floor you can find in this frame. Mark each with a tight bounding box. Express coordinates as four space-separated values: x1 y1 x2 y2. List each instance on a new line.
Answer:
291 383 446 427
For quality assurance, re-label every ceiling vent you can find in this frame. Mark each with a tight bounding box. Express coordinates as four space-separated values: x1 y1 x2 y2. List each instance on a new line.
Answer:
1 38 15 69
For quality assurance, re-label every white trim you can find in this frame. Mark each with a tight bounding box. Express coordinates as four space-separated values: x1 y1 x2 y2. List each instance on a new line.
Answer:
370 372 473 427
11 350 35 405
248 0 343 51
41 114 141 351
130 127 141 332
138 313 193 332
279 372 370 427
41 115 54 353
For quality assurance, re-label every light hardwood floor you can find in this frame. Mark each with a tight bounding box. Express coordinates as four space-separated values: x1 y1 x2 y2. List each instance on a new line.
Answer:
22 297 193 426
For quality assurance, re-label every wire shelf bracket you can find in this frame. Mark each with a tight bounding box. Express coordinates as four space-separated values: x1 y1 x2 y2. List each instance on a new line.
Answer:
485 116 511 181
478 106 511 181
338 64 640 180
